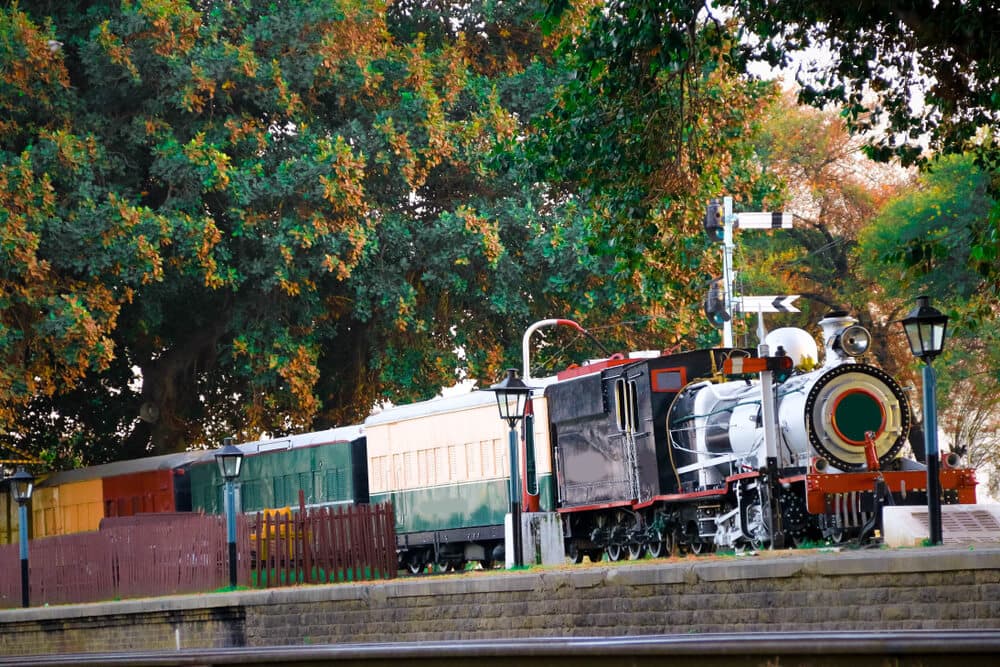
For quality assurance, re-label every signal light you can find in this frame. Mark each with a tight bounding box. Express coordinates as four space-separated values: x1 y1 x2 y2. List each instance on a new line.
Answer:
704 198 724 242
704 278 730 328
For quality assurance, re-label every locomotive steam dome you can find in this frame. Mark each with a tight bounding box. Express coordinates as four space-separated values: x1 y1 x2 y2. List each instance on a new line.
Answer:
764 327 818 368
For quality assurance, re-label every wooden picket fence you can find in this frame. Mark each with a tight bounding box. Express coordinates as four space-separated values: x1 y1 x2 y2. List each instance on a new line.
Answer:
248 502 397 587
0 502 395 608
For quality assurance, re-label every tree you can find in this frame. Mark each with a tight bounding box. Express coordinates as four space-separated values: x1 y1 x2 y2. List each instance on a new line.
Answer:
522 1 780 348
857 154 1000 497
735 93 911 371
543 0 1000 302
2 0 601 462
727 0 1000 301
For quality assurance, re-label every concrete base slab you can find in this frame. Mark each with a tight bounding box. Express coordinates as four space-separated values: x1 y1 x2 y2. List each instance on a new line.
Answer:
883 503 1000 547
505 512 565 568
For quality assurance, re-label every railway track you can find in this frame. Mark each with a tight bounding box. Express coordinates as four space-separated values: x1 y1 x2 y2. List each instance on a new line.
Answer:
3 631 1000 667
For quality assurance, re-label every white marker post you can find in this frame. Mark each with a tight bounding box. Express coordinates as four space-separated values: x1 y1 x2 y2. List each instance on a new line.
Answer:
756 309 785 549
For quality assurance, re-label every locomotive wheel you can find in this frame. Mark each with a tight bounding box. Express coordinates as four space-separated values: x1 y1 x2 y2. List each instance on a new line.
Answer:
606 544 626 561
587 549 604 563
646 531 671 559
689 539 715 555
405 557 425 575
745 502 769 550
568 543 585 564
627 542 645 560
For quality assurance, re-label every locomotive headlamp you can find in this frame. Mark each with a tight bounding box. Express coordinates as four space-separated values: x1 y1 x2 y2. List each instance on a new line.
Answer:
836 325 871 357
901 295 949 363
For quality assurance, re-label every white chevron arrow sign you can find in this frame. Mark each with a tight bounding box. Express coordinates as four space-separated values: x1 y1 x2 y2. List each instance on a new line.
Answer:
737 295 800 313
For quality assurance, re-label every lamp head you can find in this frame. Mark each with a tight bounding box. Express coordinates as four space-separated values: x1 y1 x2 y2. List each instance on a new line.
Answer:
10 467 34 504
214 437 245 481
901 295 949 364
488 368 532 428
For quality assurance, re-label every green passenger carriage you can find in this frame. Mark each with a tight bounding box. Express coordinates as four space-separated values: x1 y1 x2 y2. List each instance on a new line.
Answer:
188 425 368 515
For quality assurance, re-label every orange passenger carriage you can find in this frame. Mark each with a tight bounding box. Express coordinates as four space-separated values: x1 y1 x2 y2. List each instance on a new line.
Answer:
29 452 203 539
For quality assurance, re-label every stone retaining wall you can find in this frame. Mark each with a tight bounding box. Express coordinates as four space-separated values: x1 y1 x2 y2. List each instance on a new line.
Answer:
2 547 999 657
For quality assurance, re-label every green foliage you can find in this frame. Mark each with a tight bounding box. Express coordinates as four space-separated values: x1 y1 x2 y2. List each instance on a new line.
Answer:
860 156 988 301
2 0 610 459
730 0 1000 299
858 154 1000 497
519 1 779 344
541 0 1000 301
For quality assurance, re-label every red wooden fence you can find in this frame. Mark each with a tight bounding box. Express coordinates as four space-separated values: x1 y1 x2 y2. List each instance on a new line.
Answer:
248 502 396 587
0 502 395 608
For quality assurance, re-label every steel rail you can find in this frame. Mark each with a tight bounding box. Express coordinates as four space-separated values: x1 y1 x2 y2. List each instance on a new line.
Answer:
3 631 1000 666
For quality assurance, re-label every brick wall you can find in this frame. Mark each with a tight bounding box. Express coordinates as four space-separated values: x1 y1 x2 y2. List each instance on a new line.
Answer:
2 547 999 657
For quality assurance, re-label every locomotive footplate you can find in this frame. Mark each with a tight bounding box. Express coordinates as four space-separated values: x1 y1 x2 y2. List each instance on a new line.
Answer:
801 468 977 515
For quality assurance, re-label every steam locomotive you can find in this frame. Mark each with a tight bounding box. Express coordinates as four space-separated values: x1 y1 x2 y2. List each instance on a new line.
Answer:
373 310 977 570
551 311 977 561
11 312 977 572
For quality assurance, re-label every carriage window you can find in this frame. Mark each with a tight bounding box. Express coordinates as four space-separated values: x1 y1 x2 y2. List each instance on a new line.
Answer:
448 445 459 481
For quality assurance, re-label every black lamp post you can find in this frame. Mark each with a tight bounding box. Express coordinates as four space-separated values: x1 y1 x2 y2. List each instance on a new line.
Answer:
488 369 532 568
10 467 34 607
214 438 244 588
901 295 949 545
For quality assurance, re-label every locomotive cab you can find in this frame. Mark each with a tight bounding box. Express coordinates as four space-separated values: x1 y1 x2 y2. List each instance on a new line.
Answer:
547 347 753 560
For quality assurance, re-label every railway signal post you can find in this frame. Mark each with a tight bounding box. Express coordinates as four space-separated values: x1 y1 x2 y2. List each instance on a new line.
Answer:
704 197 795 345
